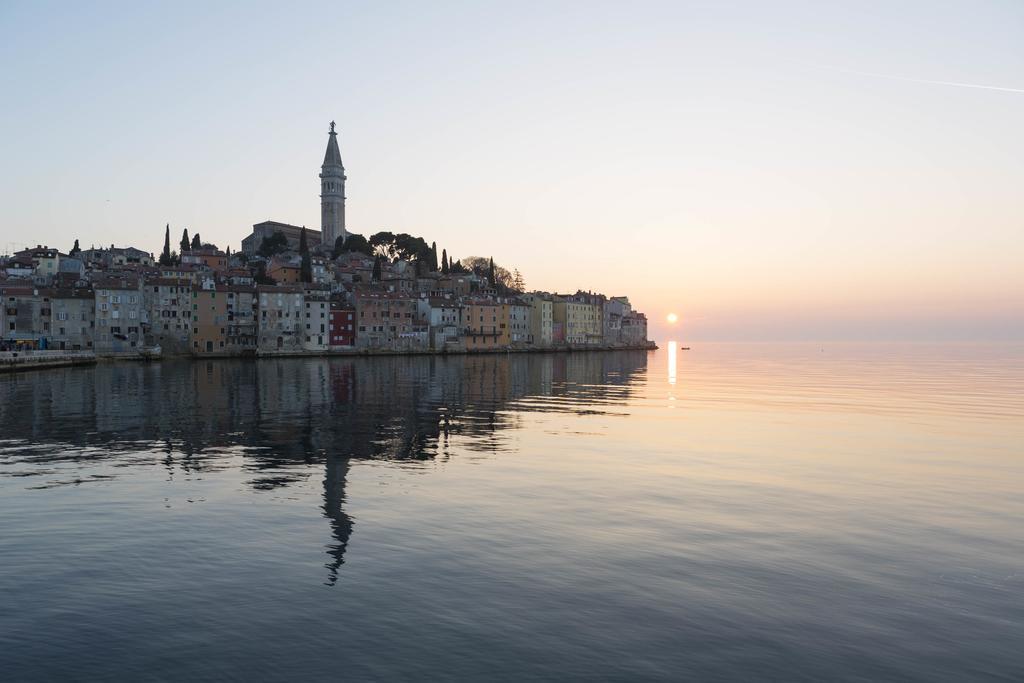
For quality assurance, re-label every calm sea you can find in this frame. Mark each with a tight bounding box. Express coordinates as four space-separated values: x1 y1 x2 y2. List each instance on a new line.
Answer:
1 344 1022 681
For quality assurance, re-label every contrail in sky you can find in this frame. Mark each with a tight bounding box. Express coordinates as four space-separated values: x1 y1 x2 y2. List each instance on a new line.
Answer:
822 66 1024 94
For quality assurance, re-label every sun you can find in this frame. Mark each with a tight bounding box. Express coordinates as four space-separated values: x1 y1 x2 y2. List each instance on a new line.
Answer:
666 313 679 324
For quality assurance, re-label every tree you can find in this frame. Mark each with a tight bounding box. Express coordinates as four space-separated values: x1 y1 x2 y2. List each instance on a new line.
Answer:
69 239 80 256
333 233 372 258
429 241 438 272
511 269 525 293
369 231 431 262
449 257 468 274
191 233 202 250
372 255 383 282
257 231 289 258
169 250 179 266
461 256 512 287
369 231 398 260
299 227 312 283
159 224 172 265
180 229 190 253
254 261 276 285
441 249 449 274
345 233 372 256
487 257 495 285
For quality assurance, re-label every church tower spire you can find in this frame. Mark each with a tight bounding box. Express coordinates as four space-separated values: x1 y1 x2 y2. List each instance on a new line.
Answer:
320 121 347 248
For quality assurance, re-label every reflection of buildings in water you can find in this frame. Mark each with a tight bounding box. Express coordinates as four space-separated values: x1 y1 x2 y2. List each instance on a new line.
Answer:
0 351 648 582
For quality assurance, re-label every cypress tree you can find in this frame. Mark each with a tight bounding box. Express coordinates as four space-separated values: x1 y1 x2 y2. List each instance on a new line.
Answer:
70 238 80 256
487 257 495 286
429 241 438 272
441 249 449 274
191 233 201 250
372 256 383 282
299 227 312 283
160 224 171 265
180 229 190 253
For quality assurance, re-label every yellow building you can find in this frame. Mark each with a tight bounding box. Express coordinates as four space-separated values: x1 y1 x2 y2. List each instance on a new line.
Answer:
267 257 302 284
464 299 503 351
553 294 602 345
192 286 228 355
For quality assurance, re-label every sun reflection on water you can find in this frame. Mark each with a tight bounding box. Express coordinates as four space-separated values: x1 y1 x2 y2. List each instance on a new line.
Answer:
667 340 677 386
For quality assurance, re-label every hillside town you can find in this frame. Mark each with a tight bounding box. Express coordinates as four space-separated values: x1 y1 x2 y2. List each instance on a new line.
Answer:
0 123 650 359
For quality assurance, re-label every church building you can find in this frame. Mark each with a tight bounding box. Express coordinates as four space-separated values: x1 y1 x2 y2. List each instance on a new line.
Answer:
240 122 348 255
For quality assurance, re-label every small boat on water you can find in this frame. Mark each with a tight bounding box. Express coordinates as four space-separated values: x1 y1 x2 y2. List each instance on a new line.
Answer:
139 345 162 361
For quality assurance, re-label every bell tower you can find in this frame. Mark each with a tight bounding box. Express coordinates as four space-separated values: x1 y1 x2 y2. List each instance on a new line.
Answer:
320 121 347 248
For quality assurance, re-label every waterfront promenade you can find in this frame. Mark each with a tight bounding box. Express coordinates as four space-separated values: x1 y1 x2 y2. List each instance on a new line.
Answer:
0 350 97 373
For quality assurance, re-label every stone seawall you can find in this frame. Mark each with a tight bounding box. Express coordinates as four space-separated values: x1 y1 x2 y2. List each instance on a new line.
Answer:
0 351 98 373
195 342 659 359
4 343 658 371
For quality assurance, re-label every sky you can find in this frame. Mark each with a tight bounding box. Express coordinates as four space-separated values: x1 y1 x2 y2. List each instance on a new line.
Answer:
1 0 1021 342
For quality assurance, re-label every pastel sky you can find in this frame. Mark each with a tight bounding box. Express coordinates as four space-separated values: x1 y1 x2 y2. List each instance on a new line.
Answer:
1 1 1021 342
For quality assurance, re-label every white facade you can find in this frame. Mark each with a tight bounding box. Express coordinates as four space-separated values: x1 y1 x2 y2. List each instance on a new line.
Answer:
303 293 330 351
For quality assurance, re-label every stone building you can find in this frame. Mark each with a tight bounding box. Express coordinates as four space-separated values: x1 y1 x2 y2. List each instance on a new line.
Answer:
50 288 95 351
144 278 192 355
257 285 305 352
353 289 420 350
93 277 146 356
621 311 648 346
2 285 45 346
226 286 258 354
503 299 532 346
79 245 154 269
240 221 322 256
603 296 632 346
522 293 553 347
14 246 61 280
181 247 228 272
267 255 303 284
417 296 463 350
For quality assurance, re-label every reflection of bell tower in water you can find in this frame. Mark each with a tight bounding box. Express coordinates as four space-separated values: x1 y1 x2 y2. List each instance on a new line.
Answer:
320 121 348 249
323 455 353 586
